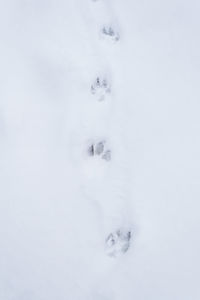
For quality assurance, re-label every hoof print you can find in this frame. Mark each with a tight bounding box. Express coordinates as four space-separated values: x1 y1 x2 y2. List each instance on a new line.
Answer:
91 77 111 101
105 229 131 257
101 26 120 42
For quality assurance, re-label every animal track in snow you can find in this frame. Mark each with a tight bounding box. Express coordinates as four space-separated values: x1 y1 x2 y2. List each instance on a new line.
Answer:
100 26 120 42
101 149 111 161
91 77 111 102
91 0 132 261
105 229 132 257
88 140 111 162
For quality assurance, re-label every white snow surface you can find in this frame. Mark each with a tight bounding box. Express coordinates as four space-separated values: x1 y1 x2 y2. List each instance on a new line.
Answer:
0 0 200 299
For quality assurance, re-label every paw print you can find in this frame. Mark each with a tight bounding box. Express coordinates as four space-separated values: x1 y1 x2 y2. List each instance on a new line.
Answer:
91 77 111 101
100 26 120 42
88 140 111 162
105 229 131 257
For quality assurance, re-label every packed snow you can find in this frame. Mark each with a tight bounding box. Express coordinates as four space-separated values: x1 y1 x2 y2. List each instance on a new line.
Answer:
0 0 200 299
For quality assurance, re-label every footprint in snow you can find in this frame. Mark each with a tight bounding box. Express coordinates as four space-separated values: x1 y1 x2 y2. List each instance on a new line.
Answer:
105 229 132 257
100 25 120 42
91 77 111 102
88 140 111 162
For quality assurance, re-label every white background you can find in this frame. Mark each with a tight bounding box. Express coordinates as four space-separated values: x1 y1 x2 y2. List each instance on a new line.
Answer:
0 0 200 299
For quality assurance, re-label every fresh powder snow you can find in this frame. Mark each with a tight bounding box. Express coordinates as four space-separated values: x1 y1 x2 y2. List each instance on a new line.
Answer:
0 0 200 299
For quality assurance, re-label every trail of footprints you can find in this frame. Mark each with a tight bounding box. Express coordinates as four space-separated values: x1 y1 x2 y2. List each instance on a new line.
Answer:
85 0 131 257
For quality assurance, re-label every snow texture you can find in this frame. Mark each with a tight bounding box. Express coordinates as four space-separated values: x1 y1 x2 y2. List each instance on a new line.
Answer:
0 0 200 299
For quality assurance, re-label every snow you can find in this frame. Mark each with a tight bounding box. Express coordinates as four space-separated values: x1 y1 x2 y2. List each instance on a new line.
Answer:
0 0 200 299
